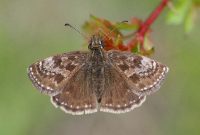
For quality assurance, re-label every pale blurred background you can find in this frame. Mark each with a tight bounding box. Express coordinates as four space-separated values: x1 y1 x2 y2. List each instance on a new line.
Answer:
0 0 200 135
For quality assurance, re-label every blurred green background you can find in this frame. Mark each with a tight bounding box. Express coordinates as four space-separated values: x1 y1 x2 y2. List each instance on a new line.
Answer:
0 0 200 135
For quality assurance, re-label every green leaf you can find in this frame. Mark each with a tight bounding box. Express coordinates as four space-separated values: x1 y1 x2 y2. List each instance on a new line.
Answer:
143 36 154 55
131 43 141 54
184 6 196 33
115 22 139 30
143 37 154 51
167 0 192 25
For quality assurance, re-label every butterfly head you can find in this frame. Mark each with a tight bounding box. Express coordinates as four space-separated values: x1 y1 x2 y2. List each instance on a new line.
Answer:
88 34 104 50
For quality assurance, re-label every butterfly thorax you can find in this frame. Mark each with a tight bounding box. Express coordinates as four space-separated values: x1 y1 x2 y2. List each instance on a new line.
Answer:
87 34 106 102
88 34 106 65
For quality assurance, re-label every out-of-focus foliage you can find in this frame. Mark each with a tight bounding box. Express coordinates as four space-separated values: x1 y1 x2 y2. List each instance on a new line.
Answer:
167 0 200 33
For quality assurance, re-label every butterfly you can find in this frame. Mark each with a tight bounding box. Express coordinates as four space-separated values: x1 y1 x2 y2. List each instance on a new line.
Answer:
28 34 169 115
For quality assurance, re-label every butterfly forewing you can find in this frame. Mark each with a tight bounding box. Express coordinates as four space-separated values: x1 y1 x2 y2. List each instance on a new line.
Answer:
28 51 87 96
108 50 169 96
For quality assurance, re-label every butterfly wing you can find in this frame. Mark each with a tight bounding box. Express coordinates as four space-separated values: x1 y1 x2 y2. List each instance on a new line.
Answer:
107 50 169 96
51 64 98 115
28 51 87 96
100 64 146 113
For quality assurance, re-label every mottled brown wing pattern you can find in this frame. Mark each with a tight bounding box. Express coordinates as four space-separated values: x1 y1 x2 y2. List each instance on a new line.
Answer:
108 50 169 96
28 33 169 115
28 51 87 96
51 65 98 115
100 64 146 113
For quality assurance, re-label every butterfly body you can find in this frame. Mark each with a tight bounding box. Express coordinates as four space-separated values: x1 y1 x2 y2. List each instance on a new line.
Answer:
28 34 169 115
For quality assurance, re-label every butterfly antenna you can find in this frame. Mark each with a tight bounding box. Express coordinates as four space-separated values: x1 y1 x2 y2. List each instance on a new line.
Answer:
64 23 88 39
103 20 128 40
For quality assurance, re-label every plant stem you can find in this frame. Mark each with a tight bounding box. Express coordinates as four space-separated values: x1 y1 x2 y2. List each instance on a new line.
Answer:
127 0 169 50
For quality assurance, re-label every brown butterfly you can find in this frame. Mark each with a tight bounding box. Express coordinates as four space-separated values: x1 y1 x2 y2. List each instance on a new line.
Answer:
28 33 169 115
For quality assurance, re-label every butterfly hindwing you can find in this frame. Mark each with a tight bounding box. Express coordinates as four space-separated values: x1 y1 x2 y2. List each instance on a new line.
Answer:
100 63 146 113
51 65 98 115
